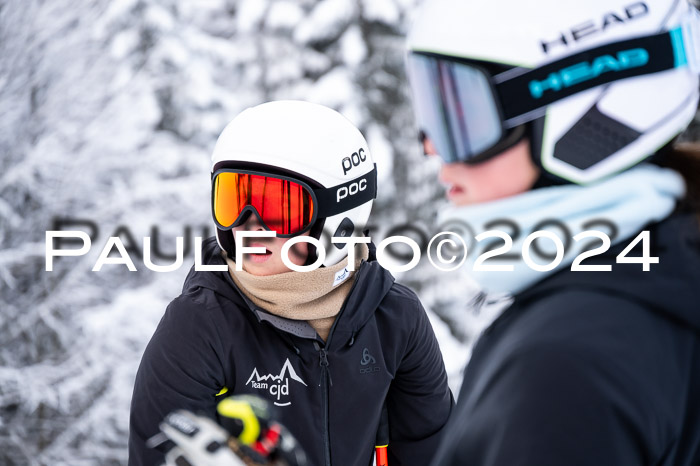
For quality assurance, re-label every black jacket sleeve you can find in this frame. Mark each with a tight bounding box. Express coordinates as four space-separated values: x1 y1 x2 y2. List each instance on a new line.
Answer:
432 343 649 466
386 293 455 465
128 294 229 466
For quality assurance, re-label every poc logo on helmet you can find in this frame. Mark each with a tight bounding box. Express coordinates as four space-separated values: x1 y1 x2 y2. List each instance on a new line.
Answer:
342 148 367 175
337 178 367 202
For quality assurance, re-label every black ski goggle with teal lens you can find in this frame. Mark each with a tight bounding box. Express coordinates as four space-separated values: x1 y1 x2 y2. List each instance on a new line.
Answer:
407 27 692 165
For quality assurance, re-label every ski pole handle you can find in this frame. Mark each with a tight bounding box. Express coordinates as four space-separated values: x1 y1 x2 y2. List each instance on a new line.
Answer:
375 445 388 466
375 404 389 466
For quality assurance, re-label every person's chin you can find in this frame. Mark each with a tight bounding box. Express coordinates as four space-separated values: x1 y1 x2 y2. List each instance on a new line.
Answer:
242 254 278 276
243 263 279 276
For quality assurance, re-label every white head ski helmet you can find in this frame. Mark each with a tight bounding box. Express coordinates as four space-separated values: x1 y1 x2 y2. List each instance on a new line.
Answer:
211 101 377 267
406 0 700 184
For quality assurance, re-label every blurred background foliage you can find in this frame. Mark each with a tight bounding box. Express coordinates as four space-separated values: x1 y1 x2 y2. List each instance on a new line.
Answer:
0 0 697 464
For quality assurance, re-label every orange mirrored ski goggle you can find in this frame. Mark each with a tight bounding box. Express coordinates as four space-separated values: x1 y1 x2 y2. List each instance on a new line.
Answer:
212 166 377 237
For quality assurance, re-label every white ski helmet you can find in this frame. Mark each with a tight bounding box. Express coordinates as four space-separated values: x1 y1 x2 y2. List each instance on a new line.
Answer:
211 101 377 267
406 0 700 184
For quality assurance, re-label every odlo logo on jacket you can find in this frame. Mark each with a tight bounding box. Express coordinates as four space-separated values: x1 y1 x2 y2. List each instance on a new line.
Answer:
245 358 307 406
360 348 380 374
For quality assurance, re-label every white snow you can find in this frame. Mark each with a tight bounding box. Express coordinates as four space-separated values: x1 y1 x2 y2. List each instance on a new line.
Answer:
143 4 176 32
365 124 394 190
427 309 470 396
361 0 401 24
236 0 270 33
339 25 366 67
267 1 305 30
306 67 355 107
294 0 355 44
110 29 140 59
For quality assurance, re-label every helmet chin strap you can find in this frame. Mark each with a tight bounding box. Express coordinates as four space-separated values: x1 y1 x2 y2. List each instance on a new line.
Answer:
527 118 569 188
218 229 236 261
304 219 326 266
530 170 568 189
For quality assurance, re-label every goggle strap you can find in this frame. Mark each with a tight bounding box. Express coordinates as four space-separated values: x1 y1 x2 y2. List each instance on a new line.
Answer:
496 29 686 123
315 165 378 218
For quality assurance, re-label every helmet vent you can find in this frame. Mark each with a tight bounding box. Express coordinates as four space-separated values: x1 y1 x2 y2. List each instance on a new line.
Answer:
553 104 641 170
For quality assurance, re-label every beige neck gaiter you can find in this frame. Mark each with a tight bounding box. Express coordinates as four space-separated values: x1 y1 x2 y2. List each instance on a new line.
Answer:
225 244 369 341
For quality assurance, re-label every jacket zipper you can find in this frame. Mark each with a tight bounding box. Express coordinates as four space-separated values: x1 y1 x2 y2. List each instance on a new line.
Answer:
315 261 366 466
318 347 332 466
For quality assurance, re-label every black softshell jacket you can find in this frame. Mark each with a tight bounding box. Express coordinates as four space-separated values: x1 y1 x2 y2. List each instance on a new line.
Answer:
129 238 453 466
431 212 700 466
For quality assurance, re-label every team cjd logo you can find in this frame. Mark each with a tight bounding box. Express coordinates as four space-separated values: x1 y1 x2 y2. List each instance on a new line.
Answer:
246 358 307 406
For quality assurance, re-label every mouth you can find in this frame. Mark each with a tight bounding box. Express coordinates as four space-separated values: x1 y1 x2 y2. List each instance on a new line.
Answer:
246 243 273 263
446 184 466 200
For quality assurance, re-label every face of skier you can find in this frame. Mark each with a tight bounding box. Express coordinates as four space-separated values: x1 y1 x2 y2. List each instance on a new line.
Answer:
429 138 540 206
232 215 310 276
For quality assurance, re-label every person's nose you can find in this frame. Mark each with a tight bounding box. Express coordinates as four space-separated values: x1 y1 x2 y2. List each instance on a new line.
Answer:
242 212 265 231
439 163 461 184
422 136 438 156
